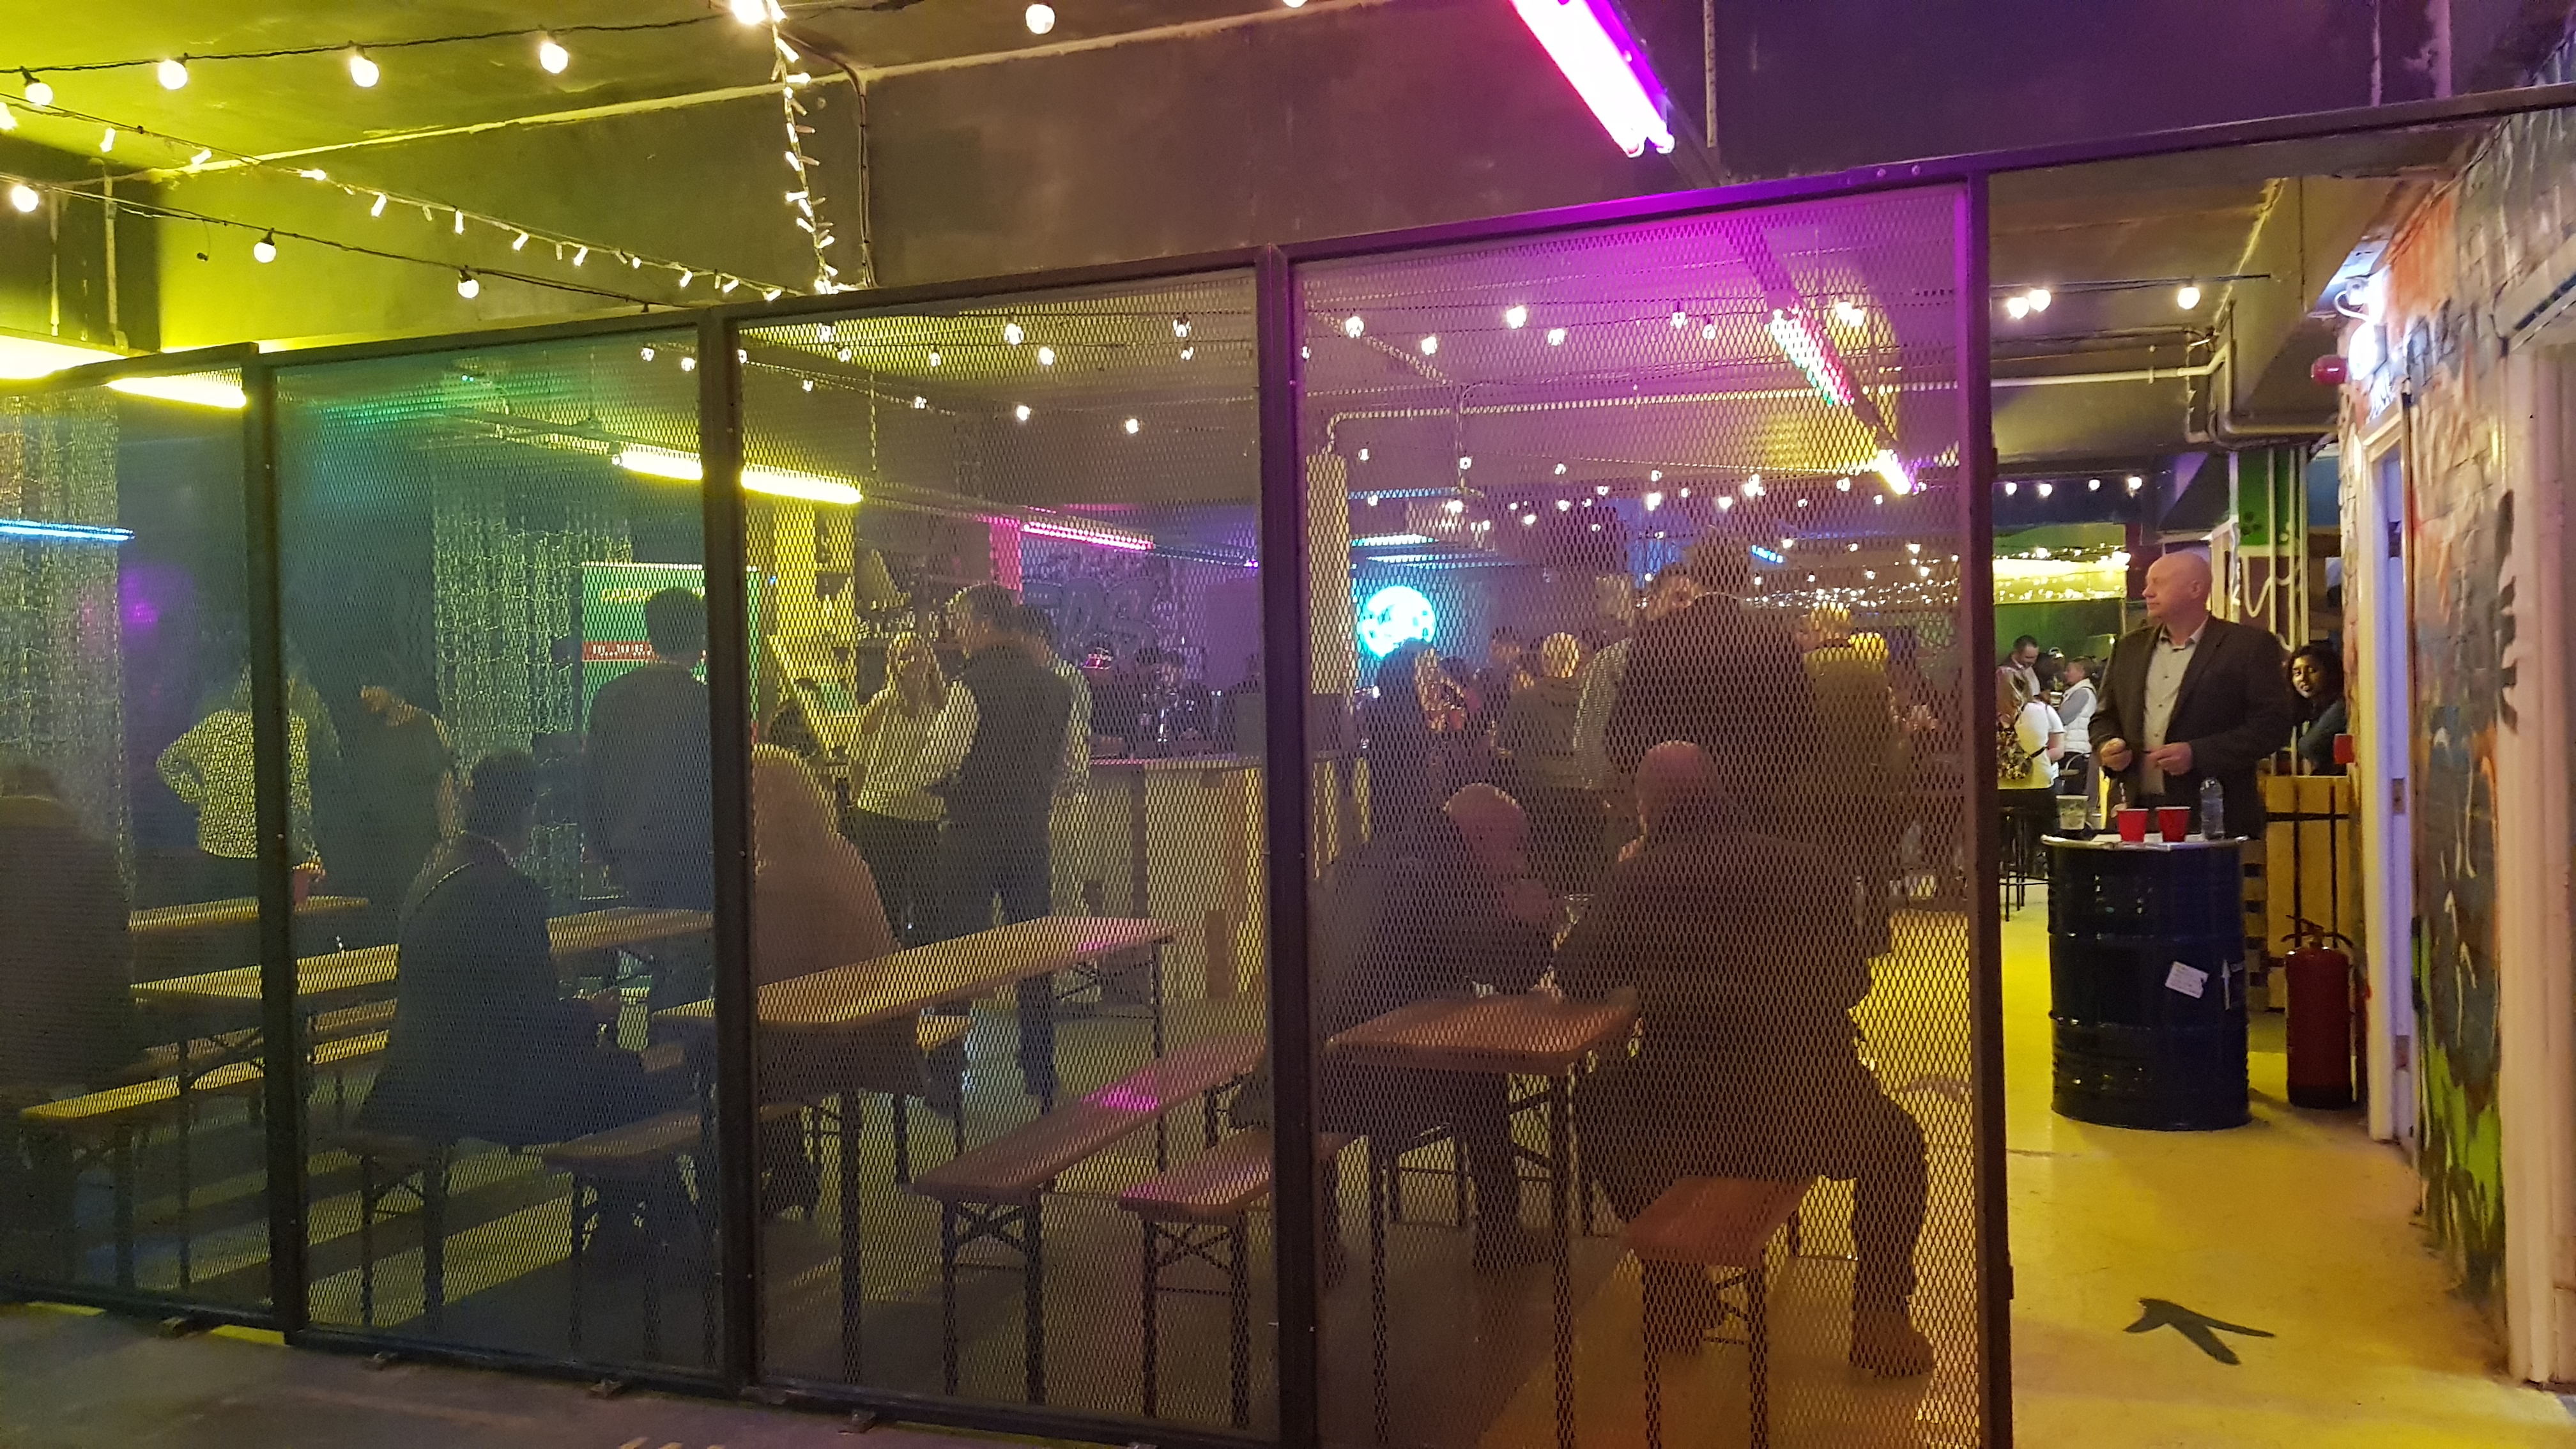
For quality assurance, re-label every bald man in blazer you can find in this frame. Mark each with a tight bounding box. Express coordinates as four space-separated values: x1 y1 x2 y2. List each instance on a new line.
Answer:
2090 551 2300 837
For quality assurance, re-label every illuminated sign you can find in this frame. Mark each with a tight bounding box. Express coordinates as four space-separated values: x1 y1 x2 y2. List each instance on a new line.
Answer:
1358 585 1438 657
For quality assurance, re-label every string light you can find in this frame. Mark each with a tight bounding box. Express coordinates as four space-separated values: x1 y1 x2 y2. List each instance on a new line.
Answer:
913 395 928 409
1004 322 1025 345
1179 345 1195 360
680 355 696 371
98 128 115 153
640 346 656 361
1505 304 1529 329
1546 327 1567 345
1038 345 1056 365
22 74 53 108
511 231 528 250
1025 4 1056 34
7 183 36 213
1342 316 1365 338
730 0 771 21
1669 310 1687 329
536 37 569 73
1419 335 1439 355
928 350 940 366
252 231 277 262
1124 417 1141 434
765 8 843 292
456 270 479 298
348 49 379 86
369 192 387 217
0 101 13 131
1173 316 1192 338
156 59 188 90
1015 403 1032 422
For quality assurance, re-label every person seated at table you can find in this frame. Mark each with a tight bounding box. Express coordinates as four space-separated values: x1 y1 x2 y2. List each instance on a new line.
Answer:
359 752 663 1150
749 744 909 1216
1328 782 1559 1271
1556 742 1935 1377
0 762 137 1096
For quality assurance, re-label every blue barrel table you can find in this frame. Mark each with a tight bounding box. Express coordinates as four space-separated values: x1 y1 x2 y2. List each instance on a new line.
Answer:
2046 836 2248 1130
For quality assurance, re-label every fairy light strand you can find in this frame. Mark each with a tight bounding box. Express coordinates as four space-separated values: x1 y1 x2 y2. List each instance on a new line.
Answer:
769 14 840 293
9 94 799 299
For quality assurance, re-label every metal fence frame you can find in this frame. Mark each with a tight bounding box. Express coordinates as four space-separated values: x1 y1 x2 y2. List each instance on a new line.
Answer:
11 76 2576 1449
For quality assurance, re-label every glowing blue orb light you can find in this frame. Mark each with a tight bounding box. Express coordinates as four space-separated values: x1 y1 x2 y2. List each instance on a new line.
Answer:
1358 585 1438 657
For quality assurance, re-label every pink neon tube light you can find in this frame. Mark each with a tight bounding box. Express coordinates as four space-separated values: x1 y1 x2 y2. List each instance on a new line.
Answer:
1020 519 1154 552
1510 0 1674 158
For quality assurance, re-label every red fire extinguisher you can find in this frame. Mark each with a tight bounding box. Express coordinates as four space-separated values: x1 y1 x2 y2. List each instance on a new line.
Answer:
2280 918 2356 1109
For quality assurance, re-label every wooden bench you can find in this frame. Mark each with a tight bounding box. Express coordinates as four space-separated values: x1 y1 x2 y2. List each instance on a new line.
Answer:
907 1033 1263 1404
19 1031 393 1292
1117 1128 1353 1428
334 1038 690 1333
1623 1176 1814 1449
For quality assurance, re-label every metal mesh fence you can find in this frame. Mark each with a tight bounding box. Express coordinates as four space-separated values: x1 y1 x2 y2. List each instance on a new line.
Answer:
0 375 267 1308
735 272 1274 1431
1294 187 1985 1449
275 334 718 1370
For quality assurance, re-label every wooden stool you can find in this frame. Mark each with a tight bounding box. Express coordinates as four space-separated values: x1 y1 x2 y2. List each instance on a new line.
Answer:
1625 1176 1813 1449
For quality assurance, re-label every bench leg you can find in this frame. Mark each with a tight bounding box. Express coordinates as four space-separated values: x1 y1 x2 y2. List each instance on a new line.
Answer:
1369 1143 1392 1445
1748 1252 1771 1449
358 1158 378 1328
565 1180 589 1354
1228 1218 1251 1431
1024 1199 1047 1405
1452 1131 1467 1229
838 1092 865 1380
175 1088 193 1291
1641 1308 1665 1449
893 1094 913 1184
640 1183 664 1363
422 1151 448 1336
940 1206 962 1396
1138 1218 1160 1420
112 1128 135 1291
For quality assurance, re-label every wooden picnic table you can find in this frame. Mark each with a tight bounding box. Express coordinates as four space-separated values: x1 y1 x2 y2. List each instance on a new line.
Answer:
130 907 713 1021
1325 990 1638 1449
128 894 370 939
654 913 1176 1380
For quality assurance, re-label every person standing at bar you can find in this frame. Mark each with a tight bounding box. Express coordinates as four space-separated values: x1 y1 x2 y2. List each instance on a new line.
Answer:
2092 551 2299 837
920 583 1073 1102
1575 567 1702 854
2055 656 2099 815
1604 537 1821 841
340 670 457 947
584 587 714 912
849 632 948 943
1016 602 1098 916
2288 643 2349 776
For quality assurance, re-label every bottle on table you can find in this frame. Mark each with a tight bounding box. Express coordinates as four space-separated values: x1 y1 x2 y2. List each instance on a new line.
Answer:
2198 775 2227 840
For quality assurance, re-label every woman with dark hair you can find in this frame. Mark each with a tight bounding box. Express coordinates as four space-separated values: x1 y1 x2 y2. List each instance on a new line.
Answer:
2289 643 2349 776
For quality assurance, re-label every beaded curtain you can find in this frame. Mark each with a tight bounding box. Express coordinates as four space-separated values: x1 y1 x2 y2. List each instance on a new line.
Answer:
0 390 128 867
429 440 632 901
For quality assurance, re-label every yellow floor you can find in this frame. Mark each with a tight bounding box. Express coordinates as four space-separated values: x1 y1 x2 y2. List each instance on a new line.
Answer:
2002 896 2575 1448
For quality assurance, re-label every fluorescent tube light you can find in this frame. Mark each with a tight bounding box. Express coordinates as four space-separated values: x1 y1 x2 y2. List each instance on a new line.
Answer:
1510 0 1674 157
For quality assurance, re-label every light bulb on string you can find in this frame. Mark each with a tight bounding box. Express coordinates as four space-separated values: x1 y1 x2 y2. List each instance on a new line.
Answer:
7 182 38 213
680 356 696 372
369 192 387 217
571 247 587 266
1505 304 1528 329
1173 317 1191 338
348 49 379 86
157 59 188 90
1124 417 1141 435
2004 295 2030 321
456 270 480 299
2177 283 2202 310
1342 315 1364 338
801 379 814 392
1669 310 1687 329
98 129 114 153
913 396 928 409
837 346 853 362
1418 335 1439 355
0 101 13 131
1025 3 1056 34
640 346 656 361
1038 346 1056 366
928 350 941 367
452 209 464 234
252 232 277 263
510 231 529 251
1179 345 1195 360
1015 404 1032 422
1546 327 1567 345
730 0 769 21
22 73 52 108
1003 321 1025 345
1699 319 1717 341
538 37 570 73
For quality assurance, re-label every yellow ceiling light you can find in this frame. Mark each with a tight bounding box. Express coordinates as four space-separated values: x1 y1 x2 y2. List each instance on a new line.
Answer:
614 444 861 505
107 373 246 410
0 334 122 379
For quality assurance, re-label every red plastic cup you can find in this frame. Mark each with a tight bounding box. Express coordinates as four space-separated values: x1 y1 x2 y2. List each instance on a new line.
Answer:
2117 808 2149 843
2158 806 2193 843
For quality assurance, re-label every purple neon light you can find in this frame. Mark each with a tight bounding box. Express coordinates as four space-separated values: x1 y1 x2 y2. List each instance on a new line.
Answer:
1510 0 1673 158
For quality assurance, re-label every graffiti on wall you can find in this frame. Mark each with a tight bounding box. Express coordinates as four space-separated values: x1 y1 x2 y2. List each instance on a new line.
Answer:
2375 188 2509 1311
